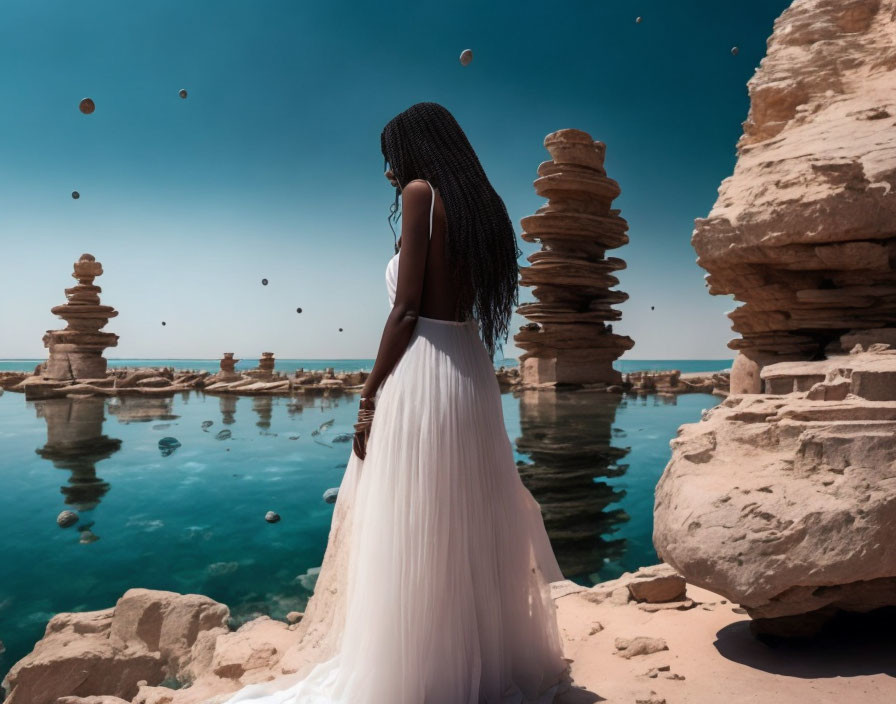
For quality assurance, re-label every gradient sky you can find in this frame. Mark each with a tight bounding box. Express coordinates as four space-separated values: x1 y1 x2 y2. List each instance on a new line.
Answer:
0 0 790 361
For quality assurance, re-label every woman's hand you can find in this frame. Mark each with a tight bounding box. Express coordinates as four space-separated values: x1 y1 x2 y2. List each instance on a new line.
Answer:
353 397 376 460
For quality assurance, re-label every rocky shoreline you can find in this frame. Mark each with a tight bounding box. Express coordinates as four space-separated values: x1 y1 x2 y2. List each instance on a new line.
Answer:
5 564 892 704
0 366 730 400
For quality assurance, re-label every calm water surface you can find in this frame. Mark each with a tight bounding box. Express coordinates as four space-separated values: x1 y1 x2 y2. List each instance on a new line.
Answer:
0 388 718 675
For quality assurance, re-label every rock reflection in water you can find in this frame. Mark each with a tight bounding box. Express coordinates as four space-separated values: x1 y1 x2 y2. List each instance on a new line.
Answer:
220 396 237 425
514 390 630 583
253 397 273 429
34 396 121 519
107 396 179 424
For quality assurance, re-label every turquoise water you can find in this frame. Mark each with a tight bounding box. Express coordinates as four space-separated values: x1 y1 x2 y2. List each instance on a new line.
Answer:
0 358 733 373
0 387 718 676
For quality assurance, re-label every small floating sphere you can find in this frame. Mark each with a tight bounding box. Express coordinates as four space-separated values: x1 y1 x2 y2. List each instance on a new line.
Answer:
338 327 343 332
265 510 281 523
651 306 655 310
323 488 339 504
296 307 302 314
178 88 188 99
261 278 269 286
459 49 473 66
57 510 78 528
731 46 739 55
71 191 80 199
161 321 166 326
79 98 95 114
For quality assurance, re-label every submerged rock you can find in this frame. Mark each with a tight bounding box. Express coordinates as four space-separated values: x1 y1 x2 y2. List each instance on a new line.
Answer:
158 437 181 457
56 510 78 528
264 511 280 524
215 429 231 441
322 488 338 504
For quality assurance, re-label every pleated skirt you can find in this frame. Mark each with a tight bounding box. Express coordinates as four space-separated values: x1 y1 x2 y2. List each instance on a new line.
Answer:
218 316 569 704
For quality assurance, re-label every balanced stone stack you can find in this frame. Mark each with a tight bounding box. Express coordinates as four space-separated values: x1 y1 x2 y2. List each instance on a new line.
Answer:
219 352 240 380
692 0 896 392
42 253 119 381
515 129 634 386
258 352 275 377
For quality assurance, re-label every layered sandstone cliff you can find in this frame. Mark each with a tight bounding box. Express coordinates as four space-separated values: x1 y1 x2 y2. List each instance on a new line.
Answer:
691 0 896 392
656 0 896 634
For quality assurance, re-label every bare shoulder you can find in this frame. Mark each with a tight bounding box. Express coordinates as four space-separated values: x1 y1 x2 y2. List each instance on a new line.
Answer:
402 179 433 200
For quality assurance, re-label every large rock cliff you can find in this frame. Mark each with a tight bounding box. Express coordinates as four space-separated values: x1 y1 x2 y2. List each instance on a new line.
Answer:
691 0 896 392
656 0 896 635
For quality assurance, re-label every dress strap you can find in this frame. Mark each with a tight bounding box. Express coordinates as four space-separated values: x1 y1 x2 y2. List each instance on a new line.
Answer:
425 180 435 239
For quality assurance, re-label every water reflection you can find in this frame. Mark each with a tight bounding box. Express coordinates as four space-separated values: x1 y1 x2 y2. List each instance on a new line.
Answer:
107 396 179 424
514 390 630 584
34 396 121 519
220 396 237 425
253 397 273 429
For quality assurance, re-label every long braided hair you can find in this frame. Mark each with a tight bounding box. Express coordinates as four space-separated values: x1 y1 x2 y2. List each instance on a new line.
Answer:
380 102 520 358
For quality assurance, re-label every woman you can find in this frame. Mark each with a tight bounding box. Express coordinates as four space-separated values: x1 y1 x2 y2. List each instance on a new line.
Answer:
219 102 570 703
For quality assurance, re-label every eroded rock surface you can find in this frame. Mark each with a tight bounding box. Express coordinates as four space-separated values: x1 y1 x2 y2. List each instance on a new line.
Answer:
654 348 896 630
691 0 896 391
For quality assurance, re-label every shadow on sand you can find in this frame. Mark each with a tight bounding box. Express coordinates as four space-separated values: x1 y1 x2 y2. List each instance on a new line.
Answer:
713 608 896 679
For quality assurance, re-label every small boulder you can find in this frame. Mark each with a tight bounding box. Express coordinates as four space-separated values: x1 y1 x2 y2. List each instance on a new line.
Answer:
286 611 303 624
265 511 281 524
57 510 78 528
614 636 669 659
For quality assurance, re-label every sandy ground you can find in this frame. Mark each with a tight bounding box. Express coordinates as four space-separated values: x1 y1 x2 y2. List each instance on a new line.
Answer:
553 584 896 704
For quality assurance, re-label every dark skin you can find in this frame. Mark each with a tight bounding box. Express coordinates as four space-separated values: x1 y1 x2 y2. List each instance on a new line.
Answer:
352 171 468 459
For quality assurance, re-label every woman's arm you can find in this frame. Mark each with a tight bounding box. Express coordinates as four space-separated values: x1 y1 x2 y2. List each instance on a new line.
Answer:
353 179 432 459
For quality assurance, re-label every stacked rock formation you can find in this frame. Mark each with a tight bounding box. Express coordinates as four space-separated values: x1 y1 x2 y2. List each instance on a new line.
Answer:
515 129 634 387
692 0 896 393
219 353 240 380
42 254 119 381
656 0 896 637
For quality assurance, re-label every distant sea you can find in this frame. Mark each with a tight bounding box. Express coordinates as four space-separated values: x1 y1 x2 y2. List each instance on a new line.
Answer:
0 358 733 374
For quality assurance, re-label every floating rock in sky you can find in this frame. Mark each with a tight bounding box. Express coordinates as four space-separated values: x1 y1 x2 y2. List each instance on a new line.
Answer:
56 510 78 528
651 306 655 310
79 98 95 114
179 88 188 99
161 321 166 326
323 488 338 504
338 327 343 332
296 307 302 313
216 429 232 440
265 510 280 523
459 49 473 66
158 437 181 457
261 278 269 286
71 191 80 199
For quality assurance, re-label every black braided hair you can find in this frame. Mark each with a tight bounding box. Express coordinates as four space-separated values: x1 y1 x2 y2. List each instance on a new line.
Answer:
380 102 520 358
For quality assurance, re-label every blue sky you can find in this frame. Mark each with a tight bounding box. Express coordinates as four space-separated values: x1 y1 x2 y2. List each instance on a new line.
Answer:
0 0 790 360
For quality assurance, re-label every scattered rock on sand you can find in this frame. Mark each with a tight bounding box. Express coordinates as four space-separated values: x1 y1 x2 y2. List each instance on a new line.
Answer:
614 636 669 659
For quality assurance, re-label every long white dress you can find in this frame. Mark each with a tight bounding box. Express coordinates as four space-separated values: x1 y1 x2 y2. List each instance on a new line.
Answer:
218 181 570 704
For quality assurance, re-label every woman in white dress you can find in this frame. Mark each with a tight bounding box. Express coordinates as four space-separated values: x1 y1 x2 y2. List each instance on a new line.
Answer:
219 102 570 704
